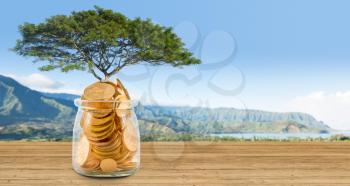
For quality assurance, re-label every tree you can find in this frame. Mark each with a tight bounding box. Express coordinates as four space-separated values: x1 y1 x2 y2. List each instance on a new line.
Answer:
13 6 200 80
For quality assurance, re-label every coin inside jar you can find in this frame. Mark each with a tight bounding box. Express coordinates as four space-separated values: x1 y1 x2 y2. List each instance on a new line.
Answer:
76 135 90 167
81 154 100 171
90 109 113 119
83 112 115 126
122 121 138 152
83 82 116 100
100 158 118 172
116 78 130 99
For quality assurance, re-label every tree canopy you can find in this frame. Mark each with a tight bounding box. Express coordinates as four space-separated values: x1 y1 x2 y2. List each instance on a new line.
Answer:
13 6 201 80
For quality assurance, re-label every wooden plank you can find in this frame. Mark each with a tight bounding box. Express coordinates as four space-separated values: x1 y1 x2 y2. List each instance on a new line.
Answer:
0 142 349 186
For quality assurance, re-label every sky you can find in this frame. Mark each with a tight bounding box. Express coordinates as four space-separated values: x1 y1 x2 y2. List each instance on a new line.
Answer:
0 0 350 130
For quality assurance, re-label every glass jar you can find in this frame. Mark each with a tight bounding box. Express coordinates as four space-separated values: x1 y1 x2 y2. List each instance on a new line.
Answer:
72 99 140 177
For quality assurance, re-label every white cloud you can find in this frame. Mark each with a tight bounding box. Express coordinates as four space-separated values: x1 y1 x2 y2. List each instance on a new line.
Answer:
8 73 63 89
6 73 81 95
289 91 350 130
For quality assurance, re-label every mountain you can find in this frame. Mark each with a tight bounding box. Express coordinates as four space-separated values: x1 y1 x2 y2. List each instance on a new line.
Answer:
41 92 80 101
0 74 332 140
134 104 331 134
0 75 76 124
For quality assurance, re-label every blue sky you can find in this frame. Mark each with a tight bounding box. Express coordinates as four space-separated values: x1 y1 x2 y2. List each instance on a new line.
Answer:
1 0 350 129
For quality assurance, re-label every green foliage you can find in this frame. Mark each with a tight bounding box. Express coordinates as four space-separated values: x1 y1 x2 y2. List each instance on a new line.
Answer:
330 134 350 141
13 6 200 80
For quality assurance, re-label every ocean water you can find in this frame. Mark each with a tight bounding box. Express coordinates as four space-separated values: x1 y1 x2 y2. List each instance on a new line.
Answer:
211 132 350 140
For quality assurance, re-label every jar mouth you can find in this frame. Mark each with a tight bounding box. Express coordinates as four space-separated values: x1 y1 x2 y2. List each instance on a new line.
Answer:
74 99 135 110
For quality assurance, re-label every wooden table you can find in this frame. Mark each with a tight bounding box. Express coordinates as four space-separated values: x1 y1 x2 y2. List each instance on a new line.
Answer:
0 141 349 186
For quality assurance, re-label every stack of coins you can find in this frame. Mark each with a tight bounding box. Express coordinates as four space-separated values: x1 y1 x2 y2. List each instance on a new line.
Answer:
76 79 138 173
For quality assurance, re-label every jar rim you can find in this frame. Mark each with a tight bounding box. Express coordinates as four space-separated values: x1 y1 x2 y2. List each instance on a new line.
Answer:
74 99 135 110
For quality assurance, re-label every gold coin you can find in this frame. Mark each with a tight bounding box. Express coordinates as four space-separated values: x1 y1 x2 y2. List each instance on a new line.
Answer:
93 147 120 158
90 109 113 119
82 159 100 171
85 120 114 133
116 78 130 99
115 152 130 163
80 111 87 128
81 111 114 128
84 125 115 141
115 145 131 162
113 115 124 131
81 101 115 110
83 112 115 126
93 152 116 160
76 135 90 166
100 158 118 172
83 82 116 100
84 122 113 136
89 132 120 147
116 97 132 110
116 94 129 101
103 80 120 98
118 161 136 170
81 154 100 171
93 135 122 152
122 121 138 152
92 139 124 159
92 136 121 152
85 123 115 141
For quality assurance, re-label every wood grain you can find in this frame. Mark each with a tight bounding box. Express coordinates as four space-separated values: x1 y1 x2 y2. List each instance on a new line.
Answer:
0 141 349 186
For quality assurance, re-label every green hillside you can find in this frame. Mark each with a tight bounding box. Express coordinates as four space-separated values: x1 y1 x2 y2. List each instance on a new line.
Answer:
0 75 76 124
135 104 331 134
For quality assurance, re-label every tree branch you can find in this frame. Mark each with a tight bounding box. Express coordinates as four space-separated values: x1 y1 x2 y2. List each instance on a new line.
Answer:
40 32 104 80
106 60 129 77
89 68 102 81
